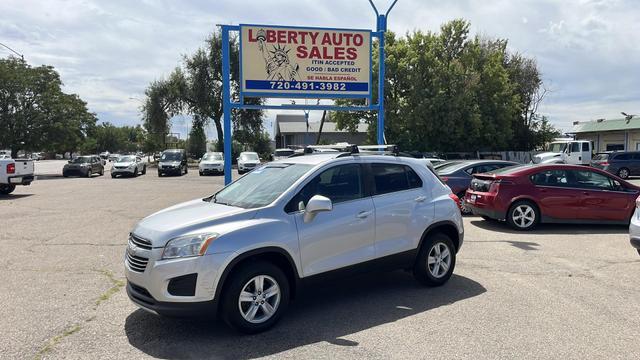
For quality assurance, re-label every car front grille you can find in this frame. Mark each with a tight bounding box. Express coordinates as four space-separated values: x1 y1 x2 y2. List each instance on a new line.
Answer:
245 163 256 168
129 234 152 250
126 252 149 273
115 166 128 169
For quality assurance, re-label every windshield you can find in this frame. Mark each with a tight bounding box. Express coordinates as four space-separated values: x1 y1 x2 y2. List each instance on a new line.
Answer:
435 161 468 175
117 156 136 162
203 153 223 161
592 153 609 161
547 142 568 153
71 156 92 164
240 153 259 161
161 152 183 161
213 164 312 209
274 150 294 157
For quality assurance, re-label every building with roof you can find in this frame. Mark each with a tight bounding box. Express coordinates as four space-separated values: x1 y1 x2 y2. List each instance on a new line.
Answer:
571 116 640 152
274 114 368 148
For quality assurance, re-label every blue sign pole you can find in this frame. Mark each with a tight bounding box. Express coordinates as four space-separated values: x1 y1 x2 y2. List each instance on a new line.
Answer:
369 0 398 146
221 26 233 185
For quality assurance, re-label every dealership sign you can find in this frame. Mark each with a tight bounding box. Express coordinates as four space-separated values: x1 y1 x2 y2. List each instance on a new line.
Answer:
240 24 371 98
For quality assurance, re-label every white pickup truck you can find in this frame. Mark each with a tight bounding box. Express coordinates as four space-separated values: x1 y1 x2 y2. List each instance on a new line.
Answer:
0 158 35 195
532 140 593 165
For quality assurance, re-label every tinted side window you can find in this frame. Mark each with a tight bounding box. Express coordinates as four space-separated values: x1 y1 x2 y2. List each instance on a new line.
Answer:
372 164 422 194
615 153 631 161
568 170 613 190
582 142 590 151
571 143 580 152
287 164 363 212
530 170 569 186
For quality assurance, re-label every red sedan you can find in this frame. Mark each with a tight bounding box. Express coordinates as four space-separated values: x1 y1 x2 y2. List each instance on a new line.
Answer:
465 164 640 230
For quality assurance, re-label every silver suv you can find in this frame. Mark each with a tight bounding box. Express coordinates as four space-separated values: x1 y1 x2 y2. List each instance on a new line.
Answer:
125 153 464 333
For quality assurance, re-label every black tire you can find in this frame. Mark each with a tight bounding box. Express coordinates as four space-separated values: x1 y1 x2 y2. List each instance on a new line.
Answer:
141 166 146 175
133 167 139 177
184 166 188 175
99 168 104 176
158 171 163 177
0 184 16 195
199 171 204 176
506 200 540 231
63 172 68 178
111 173 116 179
86 169 92 178
618 167 630 179
413 232 456 286
221 261 290 334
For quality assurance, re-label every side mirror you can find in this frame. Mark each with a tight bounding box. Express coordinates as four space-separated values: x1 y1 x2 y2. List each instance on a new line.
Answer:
303 195 333 223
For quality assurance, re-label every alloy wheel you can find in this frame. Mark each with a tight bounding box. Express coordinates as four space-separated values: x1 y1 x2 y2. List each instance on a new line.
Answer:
512 204 535 228
619 168 630 179
238 275 281 324
427 242 451 278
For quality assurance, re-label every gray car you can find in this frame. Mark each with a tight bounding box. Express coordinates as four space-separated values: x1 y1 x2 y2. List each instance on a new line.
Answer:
111 155 146 178
591 151 640 179
63 155 104 177
125 152 464 333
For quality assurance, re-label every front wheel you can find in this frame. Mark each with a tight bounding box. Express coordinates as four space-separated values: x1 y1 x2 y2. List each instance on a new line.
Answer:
507 200 540 231
458 192 472 215
86 169 92 178
221 262 290 334
413 233 456 286
141 166 146 175
0 184 16 195
99 168 104 176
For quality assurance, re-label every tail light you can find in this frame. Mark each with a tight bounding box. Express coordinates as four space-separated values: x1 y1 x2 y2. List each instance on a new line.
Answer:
448 193 462 211
440 176 449 182
488 179 513 193
7 163 15 174
599 162 609 166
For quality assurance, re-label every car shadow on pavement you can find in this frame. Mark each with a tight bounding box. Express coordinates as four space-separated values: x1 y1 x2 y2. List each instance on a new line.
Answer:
0 194 34 200
125 271 485 359
470 218 629 235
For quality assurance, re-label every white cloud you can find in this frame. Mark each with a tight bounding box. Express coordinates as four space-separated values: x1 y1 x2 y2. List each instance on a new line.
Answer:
1 0 638 136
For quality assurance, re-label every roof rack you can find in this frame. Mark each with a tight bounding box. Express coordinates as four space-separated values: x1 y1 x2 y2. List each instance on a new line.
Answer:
358 144 400 156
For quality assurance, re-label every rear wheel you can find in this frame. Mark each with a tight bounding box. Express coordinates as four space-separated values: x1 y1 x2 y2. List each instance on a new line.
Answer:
0 184 16 195
618 167 630 179
458 192 472 215
221 261 290 334
413 232 456 286
507 200 539 231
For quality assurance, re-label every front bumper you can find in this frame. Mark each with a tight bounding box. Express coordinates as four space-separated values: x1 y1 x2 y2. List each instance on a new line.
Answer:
112 167 136 175
124 244 232 316
127 281 218 317
158 166 181 175
63 167 90 176
199 166 223 174
629 211 640 249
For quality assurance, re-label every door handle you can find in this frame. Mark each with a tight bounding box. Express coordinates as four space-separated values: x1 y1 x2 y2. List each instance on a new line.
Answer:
356 211 372 219
415 196 427 203
582 191 589 195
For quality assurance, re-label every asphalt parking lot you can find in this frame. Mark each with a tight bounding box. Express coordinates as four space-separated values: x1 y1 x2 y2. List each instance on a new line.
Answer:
2 164 640 359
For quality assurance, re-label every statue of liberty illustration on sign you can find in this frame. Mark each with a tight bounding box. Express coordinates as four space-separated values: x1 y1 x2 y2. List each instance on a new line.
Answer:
255 29 301 81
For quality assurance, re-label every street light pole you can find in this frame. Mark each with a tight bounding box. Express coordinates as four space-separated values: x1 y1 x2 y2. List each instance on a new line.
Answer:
0 42 25 61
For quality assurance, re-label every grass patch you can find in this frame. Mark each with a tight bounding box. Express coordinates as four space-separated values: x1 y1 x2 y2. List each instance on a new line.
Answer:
95 269 125 307
36 324 81 359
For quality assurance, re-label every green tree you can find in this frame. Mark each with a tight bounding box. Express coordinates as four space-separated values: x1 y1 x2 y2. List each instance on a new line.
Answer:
0 57 96 157
188 123 207 159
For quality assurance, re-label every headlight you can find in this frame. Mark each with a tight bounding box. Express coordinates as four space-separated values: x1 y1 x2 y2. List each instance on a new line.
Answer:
162 233 218 259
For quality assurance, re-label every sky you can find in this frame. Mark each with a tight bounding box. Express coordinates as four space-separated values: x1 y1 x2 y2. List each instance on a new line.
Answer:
1 0 639 139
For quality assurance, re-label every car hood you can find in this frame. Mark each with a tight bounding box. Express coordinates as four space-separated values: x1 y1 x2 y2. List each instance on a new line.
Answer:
114 162 134 167
532 152 561 163
131 198 258 247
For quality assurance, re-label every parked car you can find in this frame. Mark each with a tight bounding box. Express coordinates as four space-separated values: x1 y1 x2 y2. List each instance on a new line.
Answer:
590 151 640 179
63 155 104 178
0 157 34 195
436 160 518 214
237 152 261 174
272 148 295 161
465 164 640 230
108 153 120 162
99 151 110 160
125 153 464 333
199 152 224 176
111 155 146 178
31 152 45 161
630 196 640 256
424 157 446 166
157 149 188 177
